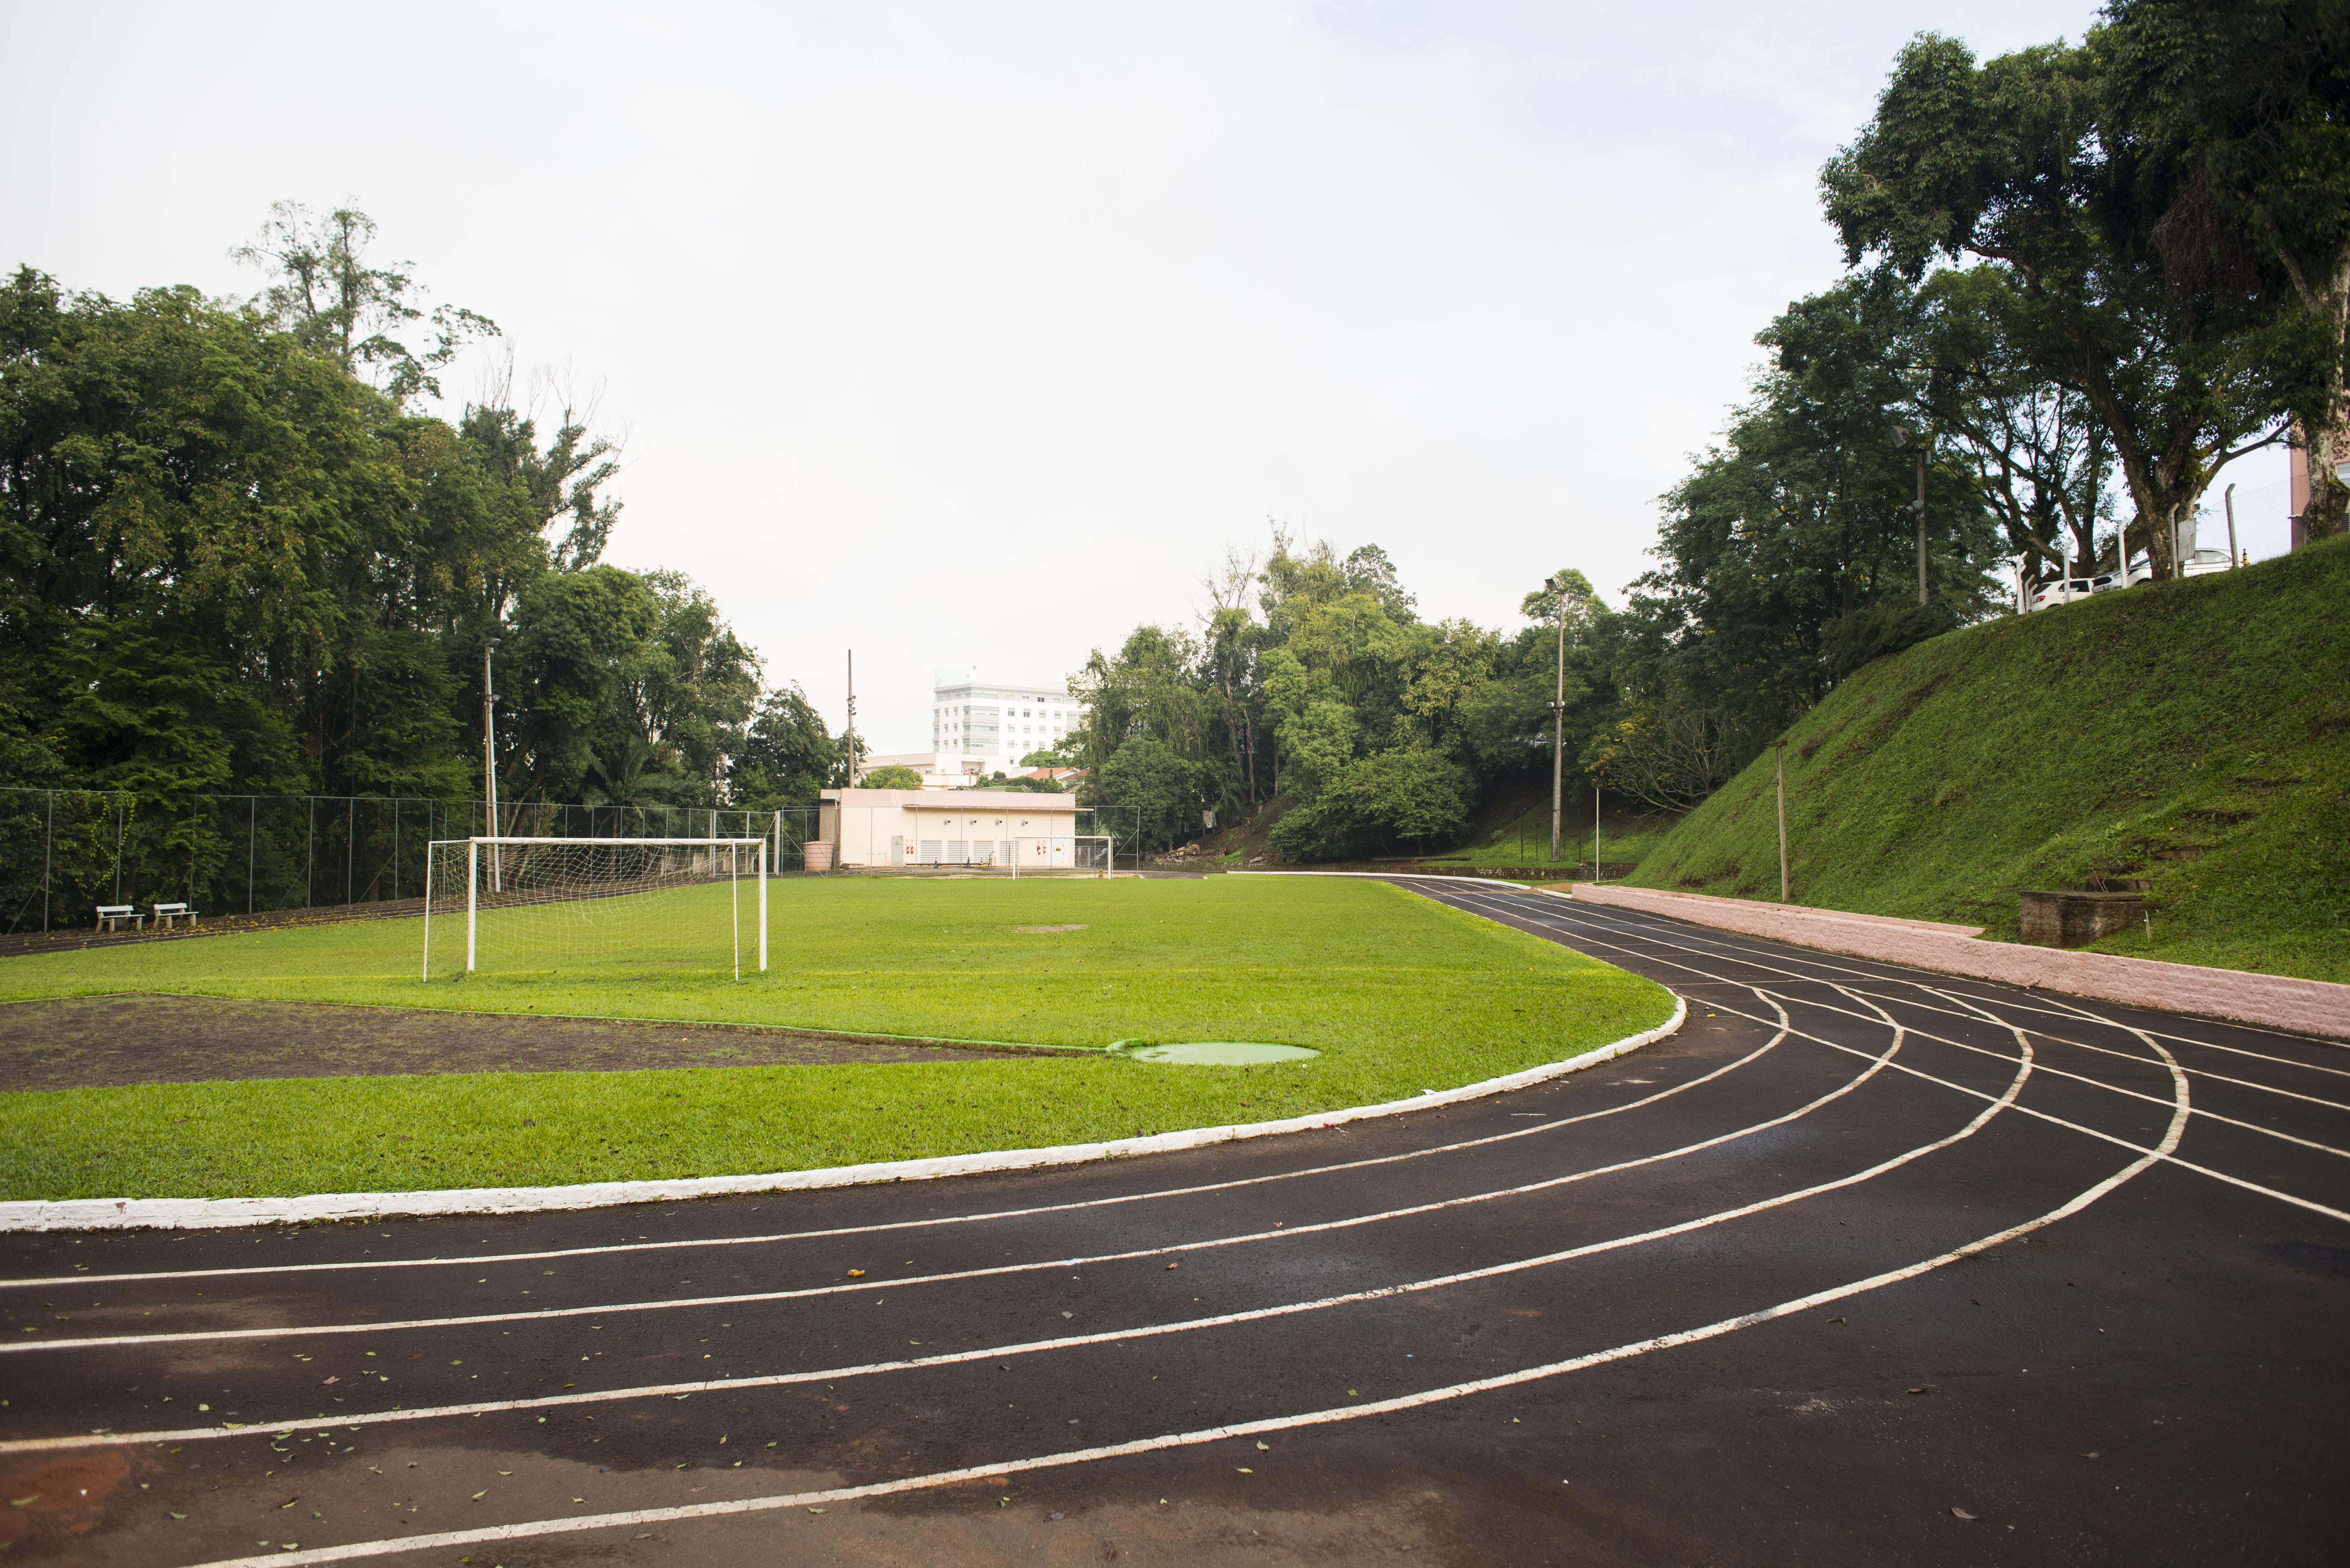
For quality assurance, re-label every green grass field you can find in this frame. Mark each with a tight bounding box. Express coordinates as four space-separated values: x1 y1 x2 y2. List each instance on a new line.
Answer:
0 875 1673 1202
1628 535 2350 982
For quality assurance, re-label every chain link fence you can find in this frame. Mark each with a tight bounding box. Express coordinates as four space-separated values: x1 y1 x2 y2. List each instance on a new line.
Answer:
0 789 821 935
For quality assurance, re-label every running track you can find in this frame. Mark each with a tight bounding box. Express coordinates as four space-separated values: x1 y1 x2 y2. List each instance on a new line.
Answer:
2 883 2344 1565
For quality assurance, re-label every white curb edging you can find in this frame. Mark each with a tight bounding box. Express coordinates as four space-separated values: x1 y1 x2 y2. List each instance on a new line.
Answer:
0 999 1685 1232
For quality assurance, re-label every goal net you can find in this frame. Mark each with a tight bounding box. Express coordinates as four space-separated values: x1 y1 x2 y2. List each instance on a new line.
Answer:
423 837 768 982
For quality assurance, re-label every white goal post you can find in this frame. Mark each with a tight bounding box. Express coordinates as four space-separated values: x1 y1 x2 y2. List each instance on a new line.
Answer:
423 837 768 982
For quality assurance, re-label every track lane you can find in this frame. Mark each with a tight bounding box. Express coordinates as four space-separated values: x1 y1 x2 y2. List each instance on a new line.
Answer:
4 879 2344 1566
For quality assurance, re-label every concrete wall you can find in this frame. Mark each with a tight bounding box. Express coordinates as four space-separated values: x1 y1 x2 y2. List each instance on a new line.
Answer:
822 788 1081 867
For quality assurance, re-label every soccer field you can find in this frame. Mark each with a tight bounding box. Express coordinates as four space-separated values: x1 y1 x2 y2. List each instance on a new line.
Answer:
0 876 1674 1201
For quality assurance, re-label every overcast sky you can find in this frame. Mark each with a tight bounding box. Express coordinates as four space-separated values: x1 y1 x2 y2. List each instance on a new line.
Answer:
5 0 2294 752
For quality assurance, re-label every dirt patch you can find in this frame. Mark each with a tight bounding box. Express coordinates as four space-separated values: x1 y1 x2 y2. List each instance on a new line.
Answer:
0 993 1034 1092
1013 924 1088 933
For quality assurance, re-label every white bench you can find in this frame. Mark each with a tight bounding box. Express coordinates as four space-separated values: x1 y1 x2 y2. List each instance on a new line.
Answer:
149 902 200 932
95 904 143 933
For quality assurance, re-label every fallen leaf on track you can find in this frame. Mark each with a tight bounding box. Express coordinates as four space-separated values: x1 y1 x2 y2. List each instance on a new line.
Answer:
1951 1507 1977 1521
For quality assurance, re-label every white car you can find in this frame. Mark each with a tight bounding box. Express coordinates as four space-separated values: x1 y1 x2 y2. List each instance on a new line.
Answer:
2179 546 2235 577
2027 576 2099 611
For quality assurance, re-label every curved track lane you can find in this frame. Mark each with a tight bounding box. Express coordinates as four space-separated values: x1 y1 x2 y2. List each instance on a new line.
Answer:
2 882 2343 1566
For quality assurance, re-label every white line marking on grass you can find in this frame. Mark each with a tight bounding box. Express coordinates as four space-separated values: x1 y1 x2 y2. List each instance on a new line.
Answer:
3 1006 1776 1289
17 1002 1925 1362
5 997 2002 1458
0 1001 1686 1234
162 1022 2144 1568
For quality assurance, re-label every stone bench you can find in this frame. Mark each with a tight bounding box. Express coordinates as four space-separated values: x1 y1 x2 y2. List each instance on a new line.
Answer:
2018 889 2146 949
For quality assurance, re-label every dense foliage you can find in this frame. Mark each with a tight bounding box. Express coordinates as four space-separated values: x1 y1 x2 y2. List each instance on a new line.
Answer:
1082 5 2345 845
0 207 839 918
1071 536 1621 854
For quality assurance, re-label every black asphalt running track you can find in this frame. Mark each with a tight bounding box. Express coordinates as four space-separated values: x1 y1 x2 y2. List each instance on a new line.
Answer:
3 881 2345 1567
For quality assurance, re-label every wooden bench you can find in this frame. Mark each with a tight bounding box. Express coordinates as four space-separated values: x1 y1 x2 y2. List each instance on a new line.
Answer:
95 904 143 933
149 902 200 932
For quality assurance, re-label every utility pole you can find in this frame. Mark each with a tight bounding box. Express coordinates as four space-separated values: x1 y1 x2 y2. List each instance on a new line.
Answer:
1893 424 1927 604
845 650 858 787
1914 444 1928 605
1546 575 1566 863
1773 739 1789 903
483 637 501 891
2225 483 2239 568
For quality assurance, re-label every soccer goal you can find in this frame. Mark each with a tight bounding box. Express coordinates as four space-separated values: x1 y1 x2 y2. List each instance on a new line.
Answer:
1003 835 1114 876
422 837 768 982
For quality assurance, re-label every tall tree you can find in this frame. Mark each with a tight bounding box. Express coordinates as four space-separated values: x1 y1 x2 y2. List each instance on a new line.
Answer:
1822 33 2280 578
2102 0 2350 541
234 202 498 407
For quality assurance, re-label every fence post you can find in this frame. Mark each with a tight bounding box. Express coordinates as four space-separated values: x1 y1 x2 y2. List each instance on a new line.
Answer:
306 796 315 908
248 797 256 915
346 796 355 906
466 838 478 972
42 790 52 933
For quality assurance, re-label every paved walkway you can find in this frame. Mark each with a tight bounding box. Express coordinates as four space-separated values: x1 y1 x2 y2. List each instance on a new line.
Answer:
2 883 2343 1565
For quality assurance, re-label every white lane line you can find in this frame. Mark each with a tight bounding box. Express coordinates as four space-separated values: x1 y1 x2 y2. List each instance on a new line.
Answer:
169 1024 2140 1568
6 1016 1756 1293
1680 993 2350 1227
1789 987 2350 1160
13 1000 1911 1361
1469 892 2350 1176
1884 986 2350 1105
1500 891 2348 1059
1847 977 2350 1102
3 999 1998 1459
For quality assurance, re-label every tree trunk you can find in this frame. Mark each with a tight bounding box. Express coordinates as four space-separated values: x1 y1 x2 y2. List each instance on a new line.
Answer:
2303 416 2349 542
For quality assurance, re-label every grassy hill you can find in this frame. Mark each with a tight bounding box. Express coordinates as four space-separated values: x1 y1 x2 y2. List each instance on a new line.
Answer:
1627 535 2350 984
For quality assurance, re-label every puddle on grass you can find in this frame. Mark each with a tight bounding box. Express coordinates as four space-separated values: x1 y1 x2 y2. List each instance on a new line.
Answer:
1122 1043 1320 1065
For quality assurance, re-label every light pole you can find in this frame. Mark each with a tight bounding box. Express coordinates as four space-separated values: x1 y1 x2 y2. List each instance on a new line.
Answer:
1545 574 1567 863
1773 738 1789 903
845 650 859 787
1892 424 1928 605
482 637 501 891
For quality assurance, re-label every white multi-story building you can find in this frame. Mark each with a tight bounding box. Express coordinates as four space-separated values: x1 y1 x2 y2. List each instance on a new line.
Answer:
862 670 1084 789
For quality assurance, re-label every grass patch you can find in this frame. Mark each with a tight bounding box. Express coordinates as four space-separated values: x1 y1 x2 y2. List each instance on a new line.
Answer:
1628 535 2350 983
0 875 1673 1201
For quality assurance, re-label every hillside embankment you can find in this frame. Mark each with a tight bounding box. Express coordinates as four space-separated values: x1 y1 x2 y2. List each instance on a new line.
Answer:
1627 535 2350 984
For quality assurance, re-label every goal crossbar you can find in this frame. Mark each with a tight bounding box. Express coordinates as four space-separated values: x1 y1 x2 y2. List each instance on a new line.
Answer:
423 836 769 982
